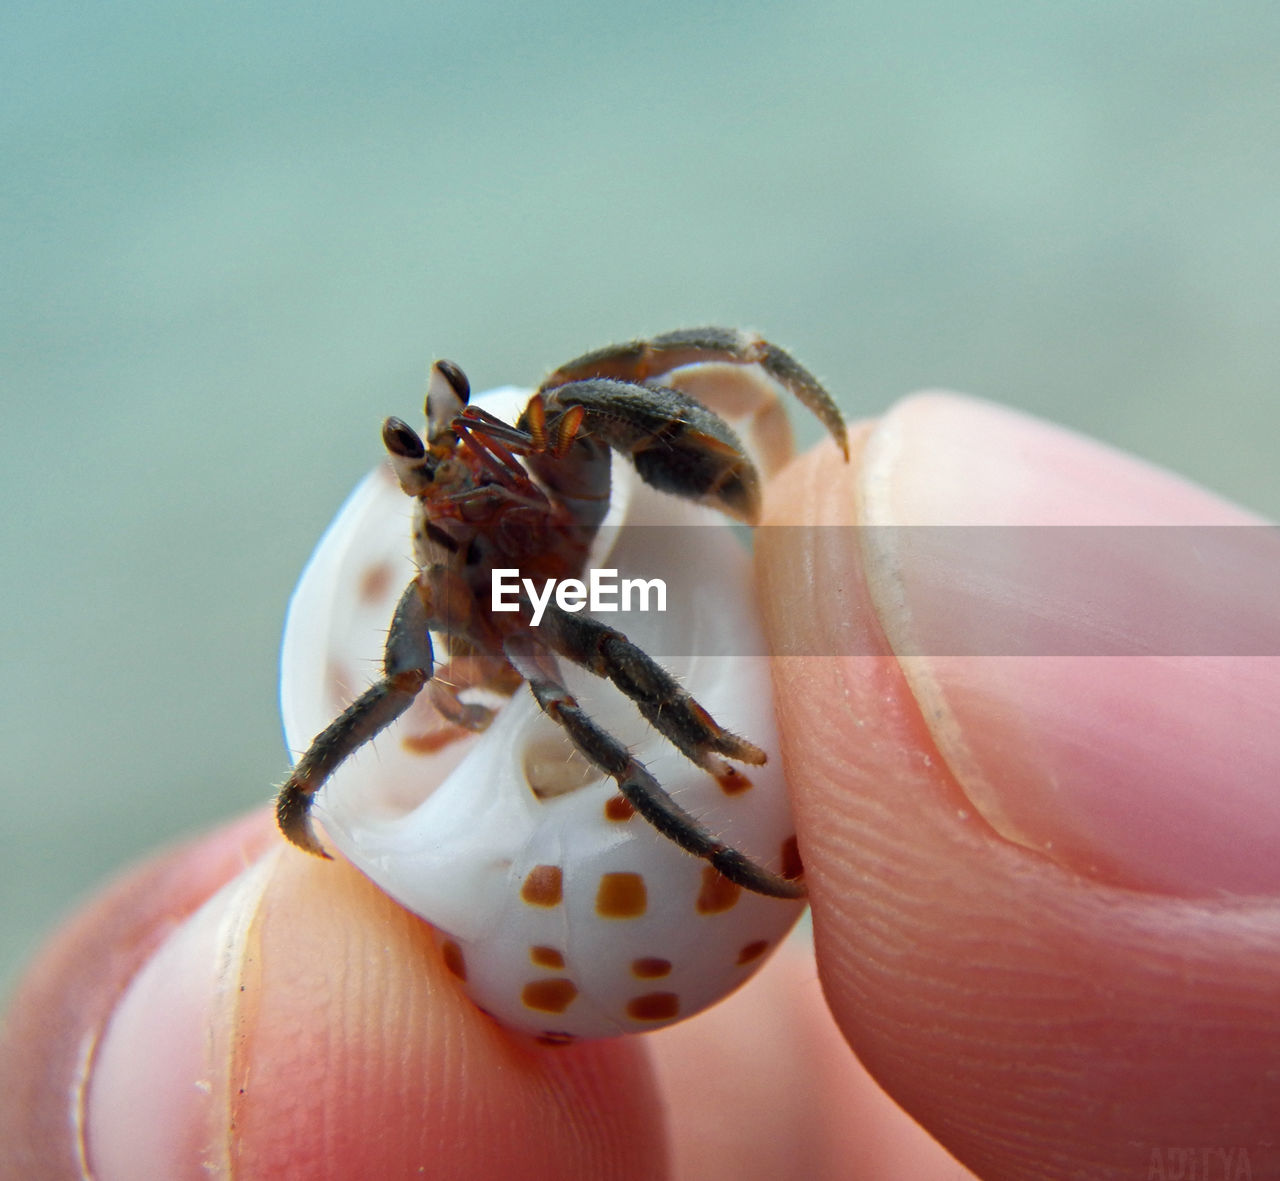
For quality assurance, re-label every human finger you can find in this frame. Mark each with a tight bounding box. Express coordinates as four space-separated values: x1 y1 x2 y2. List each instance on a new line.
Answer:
1 810 667 1181
648 933 977 1179
757 394 1280 1180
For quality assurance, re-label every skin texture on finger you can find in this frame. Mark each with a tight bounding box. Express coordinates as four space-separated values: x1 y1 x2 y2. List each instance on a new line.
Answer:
648 934 977 1180
214 847 664 1180
756 398 1280 1181
4 811 666 1181
0 811 277 1181
852 395 1280 895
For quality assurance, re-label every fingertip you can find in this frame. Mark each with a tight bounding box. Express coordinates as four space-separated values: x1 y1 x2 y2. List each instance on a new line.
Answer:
1 810 278 1181
4 813 667 1181
765 393 1280 895
226 847 667 1179
649 936 976 1180
756 395 1280 1177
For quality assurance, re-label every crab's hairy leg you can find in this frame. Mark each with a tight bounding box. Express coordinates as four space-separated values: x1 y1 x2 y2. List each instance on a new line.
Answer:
540 326 849 460
657 362 796 478
504 635 804 900
276 579 435 857
539 604 765 770
526 378 763 523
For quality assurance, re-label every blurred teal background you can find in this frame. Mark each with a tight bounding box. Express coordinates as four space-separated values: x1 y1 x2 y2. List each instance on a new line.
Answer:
4 1 1279 990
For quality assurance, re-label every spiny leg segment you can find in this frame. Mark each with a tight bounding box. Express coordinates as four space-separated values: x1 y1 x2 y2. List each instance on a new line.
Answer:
277 579 434 857
504 634 804 899
539 604 765 774
539 326 849 461
523 379 764 523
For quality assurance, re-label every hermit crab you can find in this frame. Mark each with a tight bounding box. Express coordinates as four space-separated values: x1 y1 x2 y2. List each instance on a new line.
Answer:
278 328 848 1038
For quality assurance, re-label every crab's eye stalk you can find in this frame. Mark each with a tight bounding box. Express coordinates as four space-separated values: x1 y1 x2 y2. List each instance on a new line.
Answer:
382 416 433 495
425 359 471 442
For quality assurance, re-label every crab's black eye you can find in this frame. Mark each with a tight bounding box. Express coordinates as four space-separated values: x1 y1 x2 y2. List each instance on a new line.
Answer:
435 359 470 405
425 359 471 442
382 417 435 494
383 416 426 459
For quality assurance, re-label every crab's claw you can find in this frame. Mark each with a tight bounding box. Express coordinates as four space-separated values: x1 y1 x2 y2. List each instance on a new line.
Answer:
275 776 333 859
532 379 764 523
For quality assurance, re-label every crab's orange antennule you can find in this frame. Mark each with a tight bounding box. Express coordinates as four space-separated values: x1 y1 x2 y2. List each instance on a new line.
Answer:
523 393 548 450
552 404 586 457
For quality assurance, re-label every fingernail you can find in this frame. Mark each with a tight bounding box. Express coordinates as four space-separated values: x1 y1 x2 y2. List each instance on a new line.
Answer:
85 851 276 1179
858 393 1280 895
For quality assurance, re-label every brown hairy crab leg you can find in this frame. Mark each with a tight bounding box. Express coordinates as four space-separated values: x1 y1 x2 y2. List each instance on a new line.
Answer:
539 326 849 461
503 633 804 899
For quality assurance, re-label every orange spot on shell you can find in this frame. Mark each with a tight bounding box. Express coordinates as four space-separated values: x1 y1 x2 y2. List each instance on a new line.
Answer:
522 978 578 1014
603 794 636 822
358 560 395 605
780 835 804 881
630 957 672 979
715 765 752 795
521 865 564 907
696 867 742 915
595 872 648 918
530 945 565 969
737 939 770 965
439 939 467 980
626 992 680 1022
401 723 471 755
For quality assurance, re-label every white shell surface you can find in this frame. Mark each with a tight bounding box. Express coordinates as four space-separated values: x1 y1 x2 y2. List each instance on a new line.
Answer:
280 386 806 1039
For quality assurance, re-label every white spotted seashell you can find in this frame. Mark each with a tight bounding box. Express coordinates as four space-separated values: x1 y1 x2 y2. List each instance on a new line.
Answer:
279 386 806 1040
